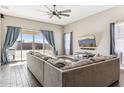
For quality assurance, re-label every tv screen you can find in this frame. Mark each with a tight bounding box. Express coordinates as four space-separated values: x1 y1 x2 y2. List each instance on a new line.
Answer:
78 35 96 50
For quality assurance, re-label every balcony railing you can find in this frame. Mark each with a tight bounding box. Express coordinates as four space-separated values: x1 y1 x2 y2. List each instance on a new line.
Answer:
8 49 52 62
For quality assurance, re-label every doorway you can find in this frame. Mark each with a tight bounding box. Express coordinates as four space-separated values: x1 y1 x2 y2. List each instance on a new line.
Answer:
8 30 52 62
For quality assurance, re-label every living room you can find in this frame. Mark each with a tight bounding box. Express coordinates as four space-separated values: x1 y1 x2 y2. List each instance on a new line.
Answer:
0 1 124 89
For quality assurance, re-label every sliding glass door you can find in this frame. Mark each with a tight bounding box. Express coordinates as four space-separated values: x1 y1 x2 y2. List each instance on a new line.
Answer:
8 30 52 62
34 32 44 54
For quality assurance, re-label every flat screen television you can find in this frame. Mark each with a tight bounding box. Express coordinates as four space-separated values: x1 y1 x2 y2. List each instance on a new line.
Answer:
78 35 96 50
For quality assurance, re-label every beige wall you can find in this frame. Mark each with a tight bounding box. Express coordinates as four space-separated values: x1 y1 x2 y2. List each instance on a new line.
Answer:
0 15 64 61
64 6 124 55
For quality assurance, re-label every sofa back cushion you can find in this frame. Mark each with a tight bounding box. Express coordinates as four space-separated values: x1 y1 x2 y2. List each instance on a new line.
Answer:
62 59 93 70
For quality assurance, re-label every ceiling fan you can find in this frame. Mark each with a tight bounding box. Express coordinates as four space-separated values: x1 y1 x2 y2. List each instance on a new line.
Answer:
41 5 71 19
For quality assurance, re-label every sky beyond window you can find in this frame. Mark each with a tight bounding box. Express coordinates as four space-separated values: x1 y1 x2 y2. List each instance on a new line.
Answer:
17 33 48 43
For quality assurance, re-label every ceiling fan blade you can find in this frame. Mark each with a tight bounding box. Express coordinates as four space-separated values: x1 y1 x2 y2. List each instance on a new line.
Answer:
44 5 52 12
50 14 53 19
56 14 61 19
58 9 71 13
59 14 70 17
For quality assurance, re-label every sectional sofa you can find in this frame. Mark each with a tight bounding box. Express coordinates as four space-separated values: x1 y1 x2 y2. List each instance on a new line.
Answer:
27 53 120 87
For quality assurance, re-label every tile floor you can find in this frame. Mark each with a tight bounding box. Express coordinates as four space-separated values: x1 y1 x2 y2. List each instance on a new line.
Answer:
0 62 42 87
0 61 124 87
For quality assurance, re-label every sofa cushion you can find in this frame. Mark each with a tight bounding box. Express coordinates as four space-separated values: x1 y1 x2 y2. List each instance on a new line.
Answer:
89 56 105 62
89 55 117 62
27 51 34 54
47 58 72 68
54 62 66 68
47 58 57 64
33 52 44 57
62 59 93 70
28 51 45 58
103 55 116 60
42 56 52 61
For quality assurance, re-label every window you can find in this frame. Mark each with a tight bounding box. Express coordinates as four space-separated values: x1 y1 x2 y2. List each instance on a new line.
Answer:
65 33 71 55
34 32 43 50
64 32 73 55
115 23 124 65
8 30 53 62
44 41 53 56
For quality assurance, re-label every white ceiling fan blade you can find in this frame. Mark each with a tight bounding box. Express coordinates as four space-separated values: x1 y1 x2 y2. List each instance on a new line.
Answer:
59 14 70 17
58 9 71 13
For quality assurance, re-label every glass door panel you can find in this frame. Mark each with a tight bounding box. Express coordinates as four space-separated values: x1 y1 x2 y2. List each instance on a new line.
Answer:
34 32 44 54
34 32 52 56
21 31 33 60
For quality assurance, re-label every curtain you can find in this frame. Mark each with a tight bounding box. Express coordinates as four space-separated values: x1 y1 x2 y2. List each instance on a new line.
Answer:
70 32 73 55
41 30 57 56
63 33 66 55
110 23 115 55
1 26 21 64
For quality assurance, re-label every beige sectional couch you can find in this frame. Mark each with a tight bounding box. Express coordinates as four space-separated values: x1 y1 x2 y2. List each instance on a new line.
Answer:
27 53 120 87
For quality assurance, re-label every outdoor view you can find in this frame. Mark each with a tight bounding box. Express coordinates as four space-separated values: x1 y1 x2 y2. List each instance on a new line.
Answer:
8 31 52 62
65 32 71 55
115 23 124 65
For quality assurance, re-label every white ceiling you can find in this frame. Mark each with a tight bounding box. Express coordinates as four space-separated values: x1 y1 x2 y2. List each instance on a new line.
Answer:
0 5 116 25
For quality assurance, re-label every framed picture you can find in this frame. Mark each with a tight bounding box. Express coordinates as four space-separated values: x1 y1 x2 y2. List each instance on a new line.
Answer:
78 35 96 50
